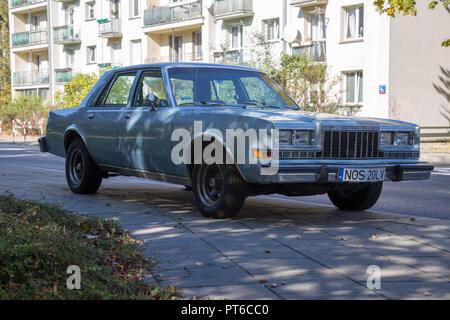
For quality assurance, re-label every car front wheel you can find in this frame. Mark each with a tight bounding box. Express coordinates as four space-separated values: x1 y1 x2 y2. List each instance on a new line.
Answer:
327 182 383 211
192 164 247 219
66 138 103 194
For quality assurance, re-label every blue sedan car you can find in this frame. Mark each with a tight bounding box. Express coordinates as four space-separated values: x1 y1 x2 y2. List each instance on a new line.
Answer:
39 63 433 219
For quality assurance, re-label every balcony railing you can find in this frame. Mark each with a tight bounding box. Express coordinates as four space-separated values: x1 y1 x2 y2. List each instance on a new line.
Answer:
98 63 122 74
293 40 326 62
11 29 48 47
98 19 122 37
9 0 46 9
55 68 73 83
13 70 49 86
213 49 251 66
53 25 81 44
212 0 253 18
143 2 202 27
145 52 203 64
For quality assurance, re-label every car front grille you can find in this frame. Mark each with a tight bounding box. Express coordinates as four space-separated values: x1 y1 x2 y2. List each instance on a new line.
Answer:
319 130 379 159
278 128 419 160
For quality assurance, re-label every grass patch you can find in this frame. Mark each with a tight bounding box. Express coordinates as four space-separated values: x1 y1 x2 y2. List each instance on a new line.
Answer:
0 193 182 300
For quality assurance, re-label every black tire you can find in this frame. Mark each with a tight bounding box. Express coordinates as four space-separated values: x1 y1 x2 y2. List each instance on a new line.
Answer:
192 164 247 219
183 185 192 191
65 138 103 194
327 182 383 211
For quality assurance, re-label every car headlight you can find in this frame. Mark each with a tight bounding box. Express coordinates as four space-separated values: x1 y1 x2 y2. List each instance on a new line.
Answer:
278 130 292 144
380 132 393 145
394 132 413 146
380 131 413 146
293 130 312 145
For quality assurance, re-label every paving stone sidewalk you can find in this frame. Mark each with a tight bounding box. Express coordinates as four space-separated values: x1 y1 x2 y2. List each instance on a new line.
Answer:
0 156 448 300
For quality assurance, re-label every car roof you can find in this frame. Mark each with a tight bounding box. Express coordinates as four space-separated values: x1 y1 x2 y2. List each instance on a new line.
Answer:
110 62 260 73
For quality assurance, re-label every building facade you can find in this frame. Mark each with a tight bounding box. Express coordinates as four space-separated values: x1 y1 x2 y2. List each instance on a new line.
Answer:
8 0 450 127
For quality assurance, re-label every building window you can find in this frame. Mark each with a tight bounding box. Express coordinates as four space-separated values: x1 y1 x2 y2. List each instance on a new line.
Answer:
66 48 75 67
344 5 364 40
263 18 279 41
87 46 96 64
231 25 243 49
130 0 140 18
193 31 202 60
86 1 96 20
344 71 363 104
307 10 325 41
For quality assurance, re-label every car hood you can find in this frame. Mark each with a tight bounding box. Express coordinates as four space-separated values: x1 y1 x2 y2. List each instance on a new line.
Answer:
196 107 415 128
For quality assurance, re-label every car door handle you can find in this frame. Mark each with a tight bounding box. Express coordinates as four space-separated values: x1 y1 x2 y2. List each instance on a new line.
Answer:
124 114 132 119
87 113 95 120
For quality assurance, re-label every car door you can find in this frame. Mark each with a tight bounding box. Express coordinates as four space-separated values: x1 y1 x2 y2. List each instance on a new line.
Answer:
82 71 137 167
117 68 179 175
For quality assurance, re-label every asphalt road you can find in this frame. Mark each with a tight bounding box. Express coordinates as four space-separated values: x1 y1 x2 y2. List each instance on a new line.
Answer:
0 143 449 299
0 143 449 220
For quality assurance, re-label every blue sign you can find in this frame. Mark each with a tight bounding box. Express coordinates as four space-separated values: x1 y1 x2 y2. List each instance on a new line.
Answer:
379 85 386 94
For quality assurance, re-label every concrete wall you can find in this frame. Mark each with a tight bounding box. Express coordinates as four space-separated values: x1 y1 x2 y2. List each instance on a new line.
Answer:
388 1 450 127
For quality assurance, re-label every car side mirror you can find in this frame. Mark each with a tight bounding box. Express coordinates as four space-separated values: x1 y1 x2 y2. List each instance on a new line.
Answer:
145 93 159 111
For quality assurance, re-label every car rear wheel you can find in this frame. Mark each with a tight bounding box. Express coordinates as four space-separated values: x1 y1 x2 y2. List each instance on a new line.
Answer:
66 138 103 194
192 164 247 219
327 182 383 211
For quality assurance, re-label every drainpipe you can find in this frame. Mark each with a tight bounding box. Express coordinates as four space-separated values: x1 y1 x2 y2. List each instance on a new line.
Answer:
281 0 287 54
47 1 53 105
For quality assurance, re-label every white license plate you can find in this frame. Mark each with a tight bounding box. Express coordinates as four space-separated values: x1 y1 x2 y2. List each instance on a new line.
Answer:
337 168 386 182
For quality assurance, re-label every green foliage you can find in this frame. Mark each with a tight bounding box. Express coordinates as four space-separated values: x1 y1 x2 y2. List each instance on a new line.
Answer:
373 0 449 46
0 96 50 135
0 1 11 106
248 31 278 78
55 73 99 108
0 193 182 300
273 54 339 113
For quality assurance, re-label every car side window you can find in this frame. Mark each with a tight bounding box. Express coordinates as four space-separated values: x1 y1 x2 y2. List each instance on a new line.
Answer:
134 70 168 107
96 72 136 107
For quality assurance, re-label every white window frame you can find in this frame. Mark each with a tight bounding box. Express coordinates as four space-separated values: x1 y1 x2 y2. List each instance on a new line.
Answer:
193 31 202 60
86 1 96 21
130 0 140 18
263 18 280 41
344 70 363 104
343 4 364 41
87 45 96 64
230 25 243 50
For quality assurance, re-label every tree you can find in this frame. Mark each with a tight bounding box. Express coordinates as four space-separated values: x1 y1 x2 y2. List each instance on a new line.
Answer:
373 0 450 46
55 73 99 108
274 54 340 114
0 0 11 106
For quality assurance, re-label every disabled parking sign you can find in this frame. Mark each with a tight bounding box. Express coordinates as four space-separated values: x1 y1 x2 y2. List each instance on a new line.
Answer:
379 85 386 94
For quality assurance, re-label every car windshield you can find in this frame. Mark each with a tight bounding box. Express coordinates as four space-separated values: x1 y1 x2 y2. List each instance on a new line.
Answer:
167 67 298 109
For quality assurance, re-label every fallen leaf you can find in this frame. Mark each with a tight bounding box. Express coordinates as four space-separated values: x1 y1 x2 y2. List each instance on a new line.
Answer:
424 291 432 296
258 279 268 283
270 283 277 288
371 235 377 239
222 266 231 269
409 217 416 221
264 250 272 253
295 236 301 240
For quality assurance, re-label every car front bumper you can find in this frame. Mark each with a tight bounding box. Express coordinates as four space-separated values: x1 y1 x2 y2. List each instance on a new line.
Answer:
260 162 434 183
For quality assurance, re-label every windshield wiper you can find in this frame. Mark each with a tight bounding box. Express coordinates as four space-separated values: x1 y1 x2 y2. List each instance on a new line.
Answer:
241 101 284 109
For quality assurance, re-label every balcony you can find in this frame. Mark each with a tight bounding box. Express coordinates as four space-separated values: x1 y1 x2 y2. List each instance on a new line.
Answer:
98 19 122 38
54 0 78 2
53 25 81 44
212 0 254 20
143 2 202 28
98 63 122 74
9 0 47 9
213 49 251 66
11 29 48 48
292 40 326 62
145 52 203 64
13 70 49 86
290 0 328 7
55 68 73 83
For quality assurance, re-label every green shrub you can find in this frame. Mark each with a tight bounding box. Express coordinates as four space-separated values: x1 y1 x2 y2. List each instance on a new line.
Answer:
55 73 99 109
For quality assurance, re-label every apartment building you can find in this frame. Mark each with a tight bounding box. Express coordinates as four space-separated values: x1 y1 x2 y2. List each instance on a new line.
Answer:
8 0 449 127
